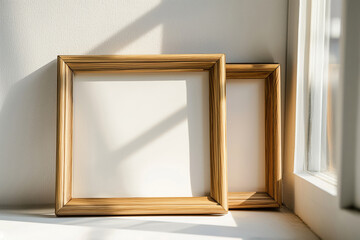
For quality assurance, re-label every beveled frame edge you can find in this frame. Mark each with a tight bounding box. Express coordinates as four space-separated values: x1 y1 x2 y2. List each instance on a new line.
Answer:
55 54 227 216
226 63 281 209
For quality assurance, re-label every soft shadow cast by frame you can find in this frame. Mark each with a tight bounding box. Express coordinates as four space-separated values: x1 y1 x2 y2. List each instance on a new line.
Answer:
0 61 57 206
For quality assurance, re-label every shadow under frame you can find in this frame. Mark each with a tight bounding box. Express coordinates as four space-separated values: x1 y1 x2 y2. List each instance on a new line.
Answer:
55 54 227 216
226 64 282 209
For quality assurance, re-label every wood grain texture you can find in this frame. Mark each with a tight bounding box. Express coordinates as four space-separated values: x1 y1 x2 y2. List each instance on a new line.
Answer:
228 192 280 208
57 197 225 216
55 54 227 216
55 57 65 212
67 197 219 206
67 62 215 71
268 66 281 205
226 64 281 209
209 55 228 210
60 54 224 63
55 57 73 213
58 202 226 216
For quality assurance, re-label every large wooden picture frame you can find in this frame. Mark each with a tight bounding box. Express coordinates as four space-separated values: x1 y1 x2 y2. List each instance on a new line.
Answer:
55 54 227 216
226 64 281 208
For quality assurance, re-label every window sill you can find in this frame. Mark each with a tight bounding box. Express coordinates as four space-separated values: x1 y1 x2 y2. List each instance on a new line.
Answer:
0 206 319 239
294 171 337 196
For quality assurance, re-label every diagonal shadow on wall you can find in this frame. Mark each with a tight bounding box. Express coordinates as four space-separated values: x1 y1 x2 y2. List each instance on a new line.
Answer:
0 0 282 206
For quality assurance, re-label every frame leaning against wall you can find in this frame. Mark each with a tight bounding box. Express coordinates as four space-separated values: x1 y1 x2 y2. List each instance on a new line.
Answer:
56 54 227 216
226 64 281 208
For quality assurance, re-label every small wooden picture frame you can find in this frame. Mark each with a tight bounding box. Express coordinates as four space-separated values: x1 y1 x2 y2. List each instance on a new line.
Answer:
226 64 281 208
55 54 227 216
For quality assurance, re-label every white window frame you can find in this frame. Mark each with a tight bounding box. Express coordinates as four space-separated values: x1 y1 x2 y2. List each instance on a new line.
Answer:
306 0 330 173
285 0 360 238
294 0 338 188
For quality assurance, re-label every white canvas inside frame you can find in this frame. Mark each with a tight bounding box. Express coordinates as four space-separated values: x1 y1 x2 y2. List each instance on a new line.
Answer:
227 79 266 192
72 72 211 198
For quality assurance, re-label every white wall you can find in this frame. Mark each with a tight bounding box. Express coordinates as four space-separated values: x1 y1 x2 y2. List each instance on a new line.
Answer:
0 0 288 205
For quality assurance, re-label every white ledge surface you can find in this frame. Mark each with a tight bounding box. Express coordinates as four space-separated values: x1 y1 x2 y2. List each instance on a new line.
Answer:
0 206 318 240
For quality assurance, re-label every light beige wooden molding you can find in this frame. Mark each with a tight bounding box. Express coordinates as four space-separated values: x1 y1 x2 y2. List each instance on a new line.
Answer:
226 64 281 209
56 54 228 216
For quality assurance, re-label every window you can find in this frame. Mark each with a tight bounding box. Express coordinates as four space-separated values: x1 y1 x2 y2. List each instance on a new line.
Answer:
298 0 342 184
